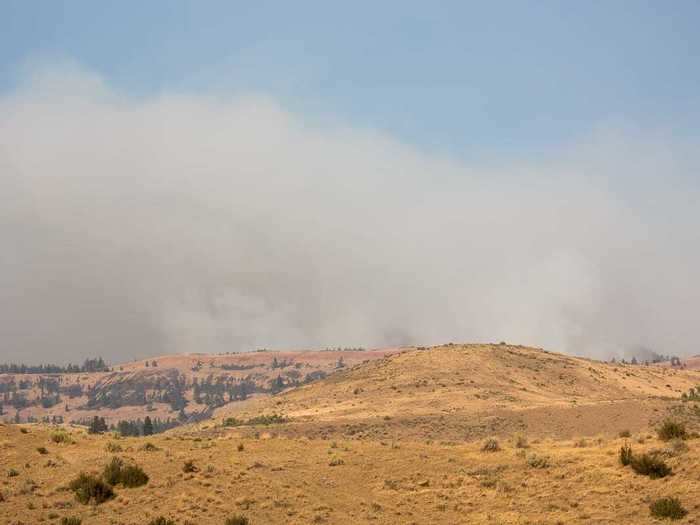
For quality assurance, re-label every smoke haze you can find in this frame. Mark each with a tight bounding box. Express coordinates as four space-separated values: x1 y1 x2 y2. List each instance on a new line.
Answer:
2 65 699 363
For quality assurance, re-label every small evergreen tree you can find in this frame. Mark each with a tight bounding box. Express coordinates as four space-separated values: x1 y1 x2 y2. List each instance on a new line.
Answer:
143 416 154 436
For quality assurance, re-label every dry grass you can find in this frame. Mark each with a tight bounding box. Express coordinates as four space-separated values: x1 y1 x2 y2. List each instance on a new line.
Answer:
1 344 699 524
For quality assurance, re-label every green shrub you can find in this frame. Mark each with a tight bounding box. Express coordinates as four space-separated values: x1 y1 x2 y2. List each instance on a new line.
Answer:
649 497 687 520
119 464 149 487
102 457 123 486
7 468 19 477
20 428 29 434
60 517 82 525
102 457 149 487
481 438 500 452
139 442 159 452
619 443 633 466
657 420 687 441
148 517 176 525
630 453 671 479
225 515 250 525
619 429 631 438
68 473 114 505
222 417 243 427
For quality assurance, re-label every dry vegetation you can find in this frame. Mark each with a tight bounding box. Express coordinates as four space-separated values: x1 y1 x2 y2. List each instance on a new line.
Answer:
1 344 699 524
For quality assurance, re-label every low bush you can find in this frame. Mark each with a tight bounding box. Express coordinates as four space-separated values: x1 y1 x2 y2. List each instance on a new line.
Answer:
102 457 149 487
68 473 114 505
526 453 549 469
649 497 687 520
481 438 500 452
630 453 671 479
102 457 123 486
139 442 159 452
60 517 82 525
619 443 633 466
50 431 73 444
7 468 19 477
183 460 198 473
618 429 631 438
36 447 48 455
225 515 250 525
657 420 687 441
119 464 149 487
105 442 122 453
662 438 689 457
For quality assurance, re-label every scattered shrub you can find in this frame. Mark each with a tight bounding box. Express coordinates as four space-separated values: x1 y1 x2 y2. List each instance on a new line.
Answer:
7 468 19 477
105 442 122 453
526 453 549 469
481 438 500 452
148 517 176 525
657 420 687 441
36 446 48 455
225 515 250 525
68 473 114 505
20 428 29 434
50 431 72 444
328 457 344 466
140 442 159 452
102 457 149 487
663 438 689 457
119 464 149 487
102 457 123 486
619 443 633 466
237 443 245 452
183 460 198 473
649 497 687 520
222 417 243 427
630 453 671 479
60 517 82 525
619 429 631 438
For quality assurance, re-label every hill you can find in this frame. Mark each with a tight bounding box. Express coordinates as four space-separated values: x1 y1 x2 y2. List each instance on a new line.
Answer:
0 348 399 429
218 343 700 440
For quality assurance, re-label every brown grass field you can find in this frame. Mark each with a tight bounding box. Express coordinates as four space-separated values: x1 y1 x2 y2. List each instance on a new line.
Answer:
2 344 700 524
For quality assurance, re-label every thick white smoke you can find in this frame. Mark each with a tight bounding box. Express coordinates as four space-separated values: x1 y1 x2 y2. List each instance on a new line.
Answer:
1 65 699 363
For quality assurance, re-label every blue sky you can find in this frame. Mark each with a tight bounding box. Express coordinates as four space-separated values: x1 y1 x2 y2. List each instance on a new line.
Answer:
3 1 699 157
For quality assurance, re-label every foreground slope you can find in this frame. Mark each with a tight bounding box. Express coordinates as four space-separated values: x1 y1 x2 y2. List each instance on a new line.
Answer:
2 344 700 525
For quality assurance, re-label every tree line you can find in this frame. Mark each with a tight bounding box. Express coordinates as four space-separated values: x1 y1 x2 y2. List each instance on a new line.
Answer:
0 357 109 374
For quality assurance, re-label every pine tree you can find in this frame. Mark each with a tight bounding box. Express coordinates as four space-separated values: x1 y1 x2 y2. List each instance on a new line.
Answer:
143 416 154 436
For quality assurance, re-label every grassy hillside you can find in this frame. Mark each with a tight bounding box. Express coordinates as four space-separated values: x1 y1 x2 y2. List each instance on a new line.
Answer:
1 344 700 524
